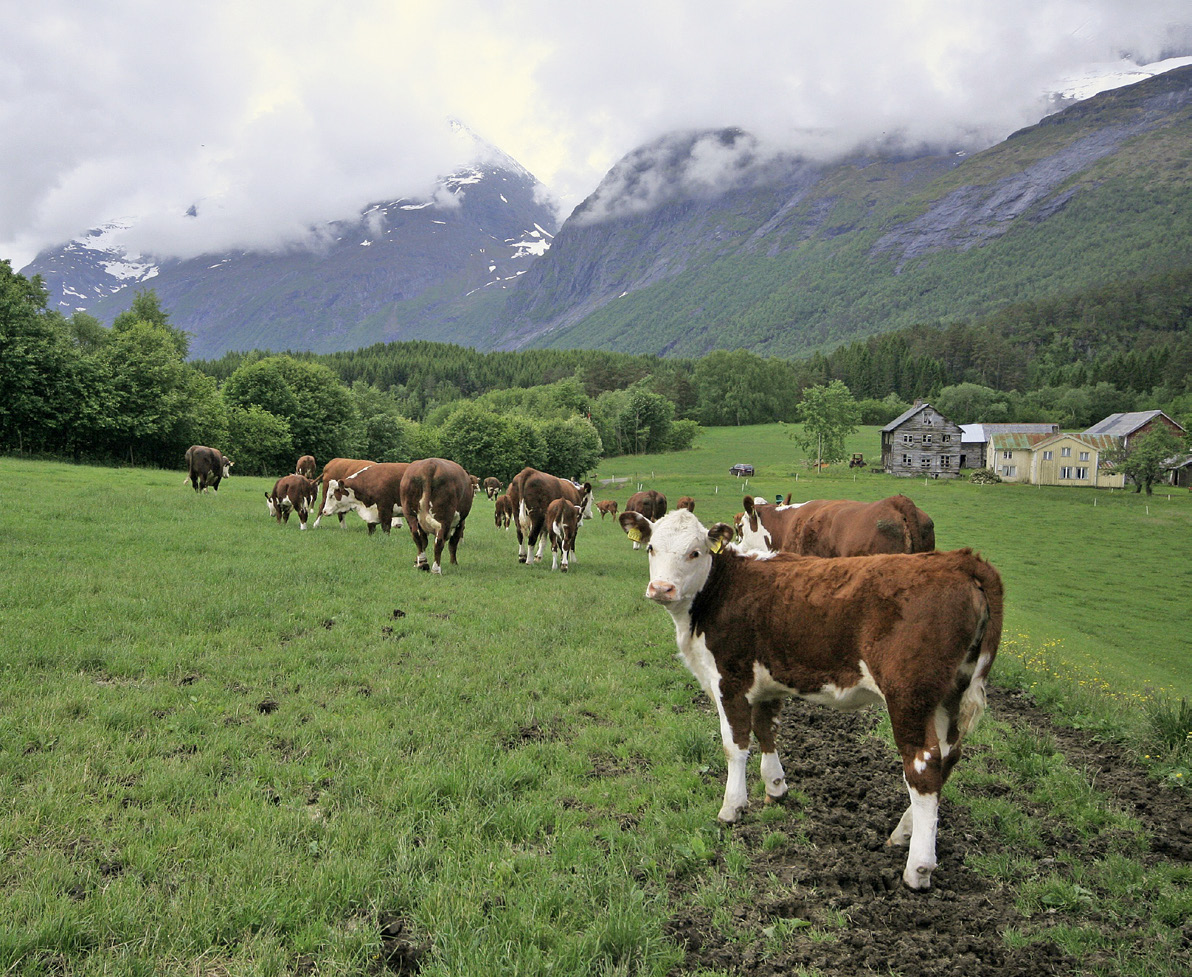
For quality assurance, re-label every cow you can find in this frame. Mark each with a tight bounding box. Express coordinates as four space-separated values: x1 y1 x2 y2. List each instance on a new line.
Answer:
265 474 320 529
736 494 935 557
494 494 514 529
596 500 619 520
311 458 377 529
399 458 474 574
676 496 696 513
468 473 481 496
506 467 593 564
618 508 1002 890
624 490 667 549
545 497 582 572
183 445 233 493
319 462 408 535
483 477 502 500
295 455 317 479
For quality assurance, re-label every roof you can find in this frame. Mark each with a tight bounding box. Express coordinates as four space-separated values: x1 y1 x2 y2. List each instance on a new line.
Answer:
993 431 1121 453
882 403 930 433
988 432 1052 451
961 422 1059 444
1084 410 1185 437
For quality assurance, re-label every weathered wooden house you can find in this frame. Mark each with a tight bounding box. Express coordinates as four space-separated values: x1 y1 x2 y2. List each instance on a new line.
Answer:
881 403 964 477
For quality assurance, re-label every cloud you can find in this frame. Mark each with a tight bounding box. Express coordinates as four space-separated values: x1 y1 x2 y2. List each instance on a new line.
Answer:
2 0 1189 267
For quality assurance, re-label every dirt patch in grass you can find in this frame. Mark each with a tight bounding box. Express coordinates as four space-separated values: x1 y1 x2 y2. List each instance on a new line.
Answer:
665 685 1192 976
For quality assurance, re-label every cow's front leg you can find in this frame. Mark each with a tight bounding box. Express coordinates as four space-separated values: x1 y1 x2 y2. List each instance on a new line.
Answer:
752 699 788 803
891 712 944 889
715 693 753 822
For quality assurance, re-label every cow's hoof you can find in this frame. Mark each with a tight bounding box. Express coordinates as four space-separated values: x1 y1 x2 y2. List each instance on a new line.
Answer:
416 562 430 572
518 556 527 564
716 806 744 824
431 564 443 575
560 566 568 573
902 864 934 890
763 789 788 806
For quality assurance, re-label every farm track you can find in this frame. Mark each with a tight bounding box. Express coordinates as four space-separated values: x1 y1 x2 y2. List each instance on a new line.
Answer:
665 686 1192 976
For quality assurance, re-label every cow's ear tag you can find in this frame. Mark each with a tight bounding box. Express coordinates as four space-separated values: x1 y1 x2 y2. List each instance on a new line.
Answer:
708 538 724 554
626 527 642 543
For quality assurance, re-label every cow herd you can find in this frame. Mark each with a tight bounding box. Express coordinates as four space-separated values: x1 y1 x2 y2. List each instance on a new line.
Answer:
184 443 1003 890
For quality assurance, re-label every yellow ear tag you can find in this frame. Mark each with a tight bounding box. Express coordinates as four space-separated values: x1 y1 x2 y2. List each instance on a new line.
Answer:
626 527 642 542
709 538 723 554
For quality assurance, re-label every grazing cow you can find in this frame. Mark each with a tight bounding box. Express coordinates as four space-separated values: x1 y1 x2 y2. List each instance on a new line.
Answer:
624 490 667 549
183 445 233 493
619 508 1002 890
320 462 408 535
545 497 582 571
676 496 696 512
265 474 320 529
483 477 502 500
596 500 619 520
399 458 474 574
312 458 377 529
507 467 593 564
494 493 514 529
295 454 317 478
736 494 935 557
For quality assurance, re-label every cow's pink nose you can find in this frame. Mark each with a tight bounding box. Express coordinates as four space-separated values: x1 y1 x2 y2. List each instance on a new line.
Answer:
646 581 677 602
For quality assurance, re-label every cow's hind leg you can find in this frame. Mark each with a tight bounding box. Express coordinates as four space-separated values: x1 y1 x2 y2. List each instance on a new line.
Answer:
752 699 788 803
430 530 447 574
447 518 464 565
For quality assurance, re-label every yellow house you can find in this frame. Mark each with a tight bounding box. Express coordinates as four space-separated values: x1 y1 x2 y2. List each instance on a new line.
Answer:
988 432 1125 487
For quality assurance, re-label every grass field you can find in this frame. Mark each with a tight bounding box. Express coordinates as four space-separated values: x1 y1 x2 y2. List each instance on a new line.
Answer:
1 429 1189 976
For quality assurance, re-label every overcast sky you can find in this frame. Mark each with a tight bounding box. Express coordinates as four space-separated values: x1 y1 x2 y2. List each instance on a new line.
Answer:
2 0 1190 268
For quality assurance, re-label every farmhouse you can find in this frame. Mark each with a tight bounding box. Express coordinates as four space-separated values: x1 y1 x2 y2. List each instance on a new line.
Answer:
1084 410 1186 448
988 432 1126 488
959 422 1060 470
880 403 964 477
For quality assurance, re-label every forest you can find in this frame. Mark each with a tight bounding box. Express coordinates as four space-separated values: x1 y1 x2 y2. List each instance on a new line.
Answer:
2 259 1189 477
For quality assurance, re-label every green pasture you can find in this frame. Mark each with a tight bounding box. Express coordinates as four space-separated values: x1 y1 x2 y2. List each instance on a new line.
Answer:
0 431 1189 975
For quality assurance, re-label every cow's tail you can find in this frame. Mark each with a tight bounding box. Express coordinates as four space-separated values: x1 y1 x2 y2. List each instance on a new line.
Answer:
420 465 434 529
957 554 1004 739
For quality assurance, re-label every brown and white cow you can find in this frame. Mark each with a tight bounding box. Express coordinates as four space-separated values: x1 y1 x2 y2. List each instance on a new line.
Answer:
736 494 935 557
311 458 377 529
596 500 619 520
399 458 474 574
483 477 502 500
320 462 408 535
506 467 593 564
295 454 317 479
676 496 696 513
619 508 1002 890
265 474 320 529
183 445 233 493
494 493 514 529
624 490 667 549
545 497 582 572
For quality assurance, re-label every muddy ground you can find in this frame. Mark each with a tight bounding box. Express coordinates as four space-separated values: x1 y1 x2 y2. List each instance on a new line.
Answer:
664 686 1192 976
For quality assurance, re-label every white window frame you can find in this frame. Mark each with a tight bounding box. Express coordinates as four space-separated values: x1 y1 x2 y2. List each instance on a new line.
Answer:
1061 447 1071 458
1042 450 1053 460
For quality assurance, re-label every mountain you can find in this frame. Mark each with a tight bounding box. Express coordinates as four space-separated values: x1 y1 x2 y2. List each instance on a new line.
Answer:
488 64 1192 359
21 141 558 359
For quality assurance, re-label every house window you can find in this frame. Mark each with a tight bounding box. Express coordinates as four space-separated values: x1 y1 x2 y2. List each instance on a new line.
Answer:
903 434 914 444
1061 447 1071 457
1002 450 1013 460
1079 451 1090 461
1060 466 1073 479
1075 467 1089 479
942 434 951 442
1001 465 1016 477
940 455 952 468
920 457 932 469
923 434 933 443
902 454 912 466
1042 450 1053 460
923 412 934 425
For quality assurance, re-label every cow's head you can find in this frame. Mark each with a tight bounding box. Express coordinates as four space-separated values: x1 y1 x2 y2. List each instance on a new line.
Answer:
265 492 278 518
735 496 773 553
221 456 234 478
620 509 734 605
321 478 360 517
578 481 594 520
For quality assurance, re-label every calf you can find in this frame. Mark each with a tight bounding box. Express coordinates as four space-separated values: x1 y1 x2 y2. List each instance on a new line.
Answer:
483 477 502 500
312 458 377 528
183 445 233 493
295 454 317 479
507 467 593 564
676 496 696 513
399 458 474 574
494 493 513 529
265 474 319 529
545 497 582 571
320 462 408 535
596 500 619 520
624 490 667 549
737 494 935 557
619 508 1002 891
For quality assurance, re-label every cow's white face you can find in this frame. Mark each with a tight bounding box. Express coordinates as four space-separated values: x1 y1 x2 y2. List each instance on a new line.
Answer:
265 496 278 517
621 509 733 606
222 459 233 478
735 509 773 554
321 479 359 517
